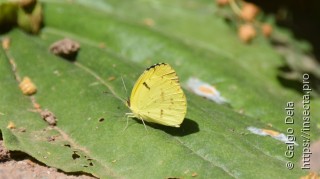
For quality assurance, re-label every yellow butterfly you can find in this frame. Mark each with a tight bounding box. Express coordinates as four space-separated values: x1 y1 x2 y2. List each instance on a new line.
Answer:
126 63 187 128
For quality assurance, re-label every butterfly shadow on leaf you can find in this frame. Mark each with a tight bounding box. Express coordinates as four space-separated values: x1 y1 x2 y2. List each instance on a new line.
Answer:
135 118 199 136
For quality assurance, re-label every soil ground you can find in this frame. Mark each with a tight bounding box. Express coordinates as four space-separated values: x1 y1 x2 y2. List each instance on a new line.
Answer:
0 140 95 179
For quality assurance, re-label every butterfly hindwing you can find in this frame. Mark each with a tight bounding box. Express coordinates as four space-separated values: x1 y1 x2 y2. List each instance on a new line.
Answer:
128 63 187 127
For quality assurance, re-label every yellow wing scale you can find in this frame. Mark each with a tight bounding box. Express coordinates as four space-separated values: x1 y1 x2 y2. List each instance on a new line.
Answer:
128 63 187 127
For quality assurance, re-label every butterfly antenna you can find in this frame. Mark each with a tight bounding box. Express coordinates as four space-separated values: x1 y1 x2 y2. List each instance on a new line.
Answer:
121 75 128 98
103 90 126 104
101 76 129 104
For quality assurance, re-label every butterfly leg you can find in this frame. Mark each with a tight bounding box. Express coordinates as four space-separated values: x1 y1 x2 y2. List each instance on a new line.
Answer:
140 118 148 132
125 113 148 131
124 113 134 131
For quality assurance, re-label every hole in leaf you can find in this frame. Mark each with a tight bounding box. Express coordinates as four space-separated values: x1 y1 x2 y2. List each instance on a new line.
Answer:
64 144 71 148
72 152 80 160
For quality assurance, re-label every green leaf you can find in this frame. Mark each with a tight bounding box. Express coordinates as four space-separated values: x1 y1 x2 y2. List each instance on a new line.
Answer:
1 0 319 178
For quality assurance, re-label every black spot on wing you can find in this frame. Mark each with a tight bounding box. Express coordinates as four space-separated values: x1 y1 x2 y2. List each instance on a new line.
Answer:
145 63 167 71
143 82 150 90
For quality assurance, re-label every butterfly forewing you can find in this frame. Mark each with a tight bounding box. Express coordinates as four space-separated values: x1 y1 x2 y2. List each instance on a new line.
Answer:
129 63 187 127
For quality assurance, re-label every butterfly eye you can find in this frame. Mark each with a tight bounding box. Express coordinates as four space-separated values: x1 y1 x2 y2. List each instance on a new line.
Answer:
126 99 131 107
